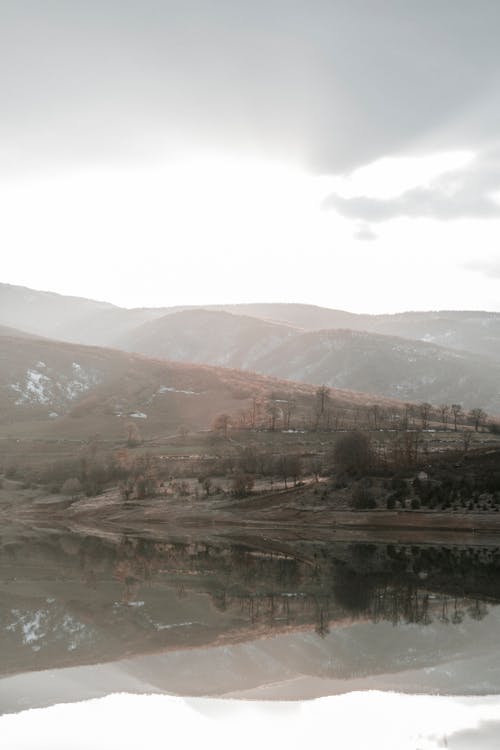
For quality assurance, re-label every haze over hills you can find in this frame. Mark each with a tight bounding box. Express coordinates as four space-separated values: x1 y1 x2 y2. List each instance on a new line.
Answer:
0 283 167 346
1 283 500 414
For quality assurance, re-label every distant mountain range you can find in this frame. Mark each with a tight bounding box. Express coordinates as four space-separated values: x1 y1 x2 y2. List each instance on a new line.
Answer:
1 283 499 413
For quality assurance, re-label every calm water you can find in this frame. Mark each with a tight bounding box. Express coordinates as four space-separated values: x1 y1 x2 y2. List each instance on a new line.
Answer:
2 525 500 714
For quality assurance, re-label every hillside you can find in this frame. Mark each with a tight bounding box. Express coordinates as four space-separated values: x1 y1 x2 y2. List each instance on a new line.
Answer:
118 313 500 413
1 331 395 441
118 308 297 368
250 328 500 413
4 284 500 360
2 284 500 414
211 304 500 361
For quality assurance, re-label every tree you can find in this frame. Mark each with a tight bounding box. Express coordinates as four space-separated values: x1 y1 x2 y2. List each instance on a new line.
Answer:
282 397 297 430
419 402 432 430
126 422 142 447
212 413 231 438
61 477 82 500
462 430 473 454
468 408 487 432
288 455 302 486
249 397 264 428
439 404 450 429
333 431 374 473
313 385 330 429
177 424 189 441
266 401 282 431
366 404 384 430
231 474 254 498
451 404 462 431
391 430 422 468
275 454 301 489
402 403 414 430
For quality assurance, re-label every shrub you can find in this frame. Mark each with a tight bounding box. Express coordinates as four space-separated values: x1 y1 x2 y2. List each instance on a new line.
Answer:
352 485 377 509
61 477 83 500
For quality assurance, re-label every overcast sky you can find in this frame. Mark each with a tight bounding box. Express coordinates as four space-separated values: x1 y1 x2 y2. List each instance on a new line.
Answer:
2 0 500 312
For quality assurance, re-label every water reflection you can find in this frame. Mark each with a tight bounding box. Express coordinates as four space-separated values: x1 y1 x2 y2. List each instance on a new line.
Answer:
1 526 500 708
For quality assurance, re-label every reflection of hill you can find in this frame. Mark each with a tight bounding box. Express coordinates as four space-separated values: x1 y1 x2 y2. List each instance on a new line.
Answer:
1 528 500 685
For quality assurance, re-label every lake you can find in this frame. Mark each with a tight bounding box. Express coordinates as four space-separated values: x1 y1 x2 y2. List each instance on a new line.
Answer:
2 524 500 747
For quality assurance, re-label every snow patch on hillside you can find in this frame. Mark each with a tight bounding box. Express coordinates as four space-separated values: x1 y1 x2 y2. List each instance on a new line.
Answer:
158 386 199 395
11 361 99 407
11 369 51 404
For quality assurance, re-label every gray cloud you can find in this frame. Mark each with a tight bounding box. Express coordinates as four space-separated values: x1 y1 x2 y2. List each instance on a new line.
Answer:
325 152 500 222
2 1 500 174
463 259 500 279
353 225 378 241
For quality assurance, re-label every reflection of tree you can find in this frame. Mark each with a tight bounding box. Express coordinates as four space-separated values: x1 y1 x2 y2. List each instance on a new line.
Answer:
452 598 465 624
18 531 500 646
314 596 330 638
333 569 375 615
468 599 488 621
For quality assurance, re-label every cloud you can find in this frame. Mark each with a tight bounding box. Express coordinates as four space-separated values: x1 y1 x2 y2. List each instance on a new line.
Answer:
2 2 500 173
325 151 500 222
463 259 500 279
353 225 378 241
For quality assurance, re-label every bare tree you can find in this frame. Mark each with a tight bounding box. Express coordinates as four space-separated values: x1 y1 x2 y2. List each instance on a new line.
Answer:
313 385 330 429
451 404 463 431
391 430 422 467
468 408 487 432
439 404 450 429
177 424 189 441
126 422 142 447
282 397 297 430
402 403 414 430
369 404 382 430
266 401 282 431
419 402 432 430
331 407 346 431
212 413 231 438
231 474 254 498
249 397 264 428
462 431 473 454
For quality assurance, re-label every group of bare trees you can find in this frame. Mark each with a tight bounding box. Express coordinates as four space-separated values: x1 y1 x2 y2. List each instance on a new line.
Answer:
211 388 490 438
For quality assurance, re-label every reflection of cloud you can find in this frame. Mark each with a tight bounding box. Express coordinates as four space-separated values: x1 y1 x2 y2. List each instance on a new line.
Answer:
446 719 500 749
325 150 500 223
354 225 377 241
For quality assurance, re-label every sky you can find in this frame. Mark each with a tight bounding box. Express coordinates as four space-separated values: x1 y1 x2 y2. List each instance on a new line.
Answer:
2 0 500 313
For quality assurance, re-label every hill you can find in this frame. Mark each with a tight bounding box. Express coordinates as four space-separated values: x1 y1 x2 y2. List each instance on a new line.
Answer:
1 331 398 442
0 283 166 346
2 284 500 413
118 312 500 413
118 308 297 368
250 328 500 413
209 304 500 361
